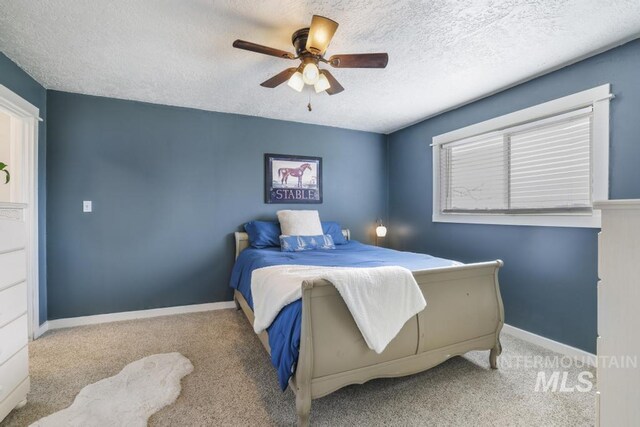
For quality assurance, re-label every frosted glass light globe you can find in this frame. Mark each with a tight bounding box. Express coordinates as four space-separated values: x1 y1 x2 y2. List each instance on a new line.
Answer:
302 63 320 85
314 74 331 93
287 71 304 92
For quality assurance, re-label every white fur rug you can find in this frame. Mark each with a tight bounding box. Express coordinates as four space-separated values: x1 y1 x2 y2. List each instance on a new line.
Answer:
30 352 193 427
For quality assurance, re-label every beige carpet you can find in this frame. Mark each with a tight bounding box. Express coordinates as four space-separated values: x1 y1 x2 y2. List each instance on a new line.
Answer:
2 309 595 426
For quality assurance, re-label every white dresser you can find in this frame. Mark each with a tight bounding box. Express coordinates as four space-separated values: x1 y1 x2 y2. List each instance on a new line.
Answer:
595 200 640 427
0 205 30 422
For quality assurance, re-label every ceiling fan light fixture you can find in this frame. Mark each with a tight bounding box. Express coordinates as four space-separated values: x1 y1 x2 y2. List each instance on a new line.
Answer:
314 74 331 93
287 71 304 92
302 63 320 85
232 14 387 98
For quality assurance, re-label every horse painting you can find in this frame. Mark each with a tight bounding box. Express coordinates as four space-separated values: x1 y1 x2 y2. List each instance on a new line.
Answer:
265 154 322 204
278 163 312 188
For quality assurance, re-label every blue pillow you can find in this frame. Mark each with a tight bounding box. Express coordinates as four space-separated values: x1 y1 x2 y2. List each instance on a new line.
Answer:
280 234 336 252
244 221 281 248
322 221 347 245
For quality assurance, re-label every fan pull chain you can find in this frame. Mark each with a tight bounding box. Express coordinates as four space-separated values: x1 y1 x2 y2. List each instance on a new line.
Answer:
307 95 312 112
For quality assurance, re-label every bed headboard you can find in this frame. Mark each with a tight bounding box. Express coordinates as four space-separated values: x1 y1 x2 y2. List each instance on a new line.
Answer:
234 229 351 260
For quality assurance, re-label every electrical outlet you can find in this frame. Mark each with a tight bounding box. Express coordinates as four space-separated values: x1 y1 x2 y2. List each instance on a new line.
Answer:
83 201 92 213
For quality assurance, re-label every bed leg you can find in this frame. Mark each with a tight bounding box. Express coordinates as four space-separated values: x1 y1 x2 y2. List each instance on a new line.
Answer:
490 339 502 369
233 295 241 311
296 390 311 427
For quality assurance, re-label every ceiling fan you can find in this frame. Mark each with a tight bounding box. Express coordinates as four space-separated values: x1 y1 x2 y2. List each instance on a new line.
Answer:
232 15 388 96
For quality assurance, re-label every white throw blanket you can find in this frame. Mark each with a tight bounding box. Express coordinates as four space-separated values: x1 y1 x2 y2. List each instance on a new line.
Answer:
251 265 426 354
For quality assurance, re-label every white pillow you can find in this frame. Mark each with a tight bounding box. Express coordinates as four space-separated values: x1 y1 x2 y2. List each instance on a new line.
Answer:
277 210 323 236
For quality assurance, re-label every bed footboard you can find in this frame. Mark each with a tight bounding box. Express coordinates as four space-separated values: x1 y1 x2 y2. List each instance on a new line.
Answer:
291 260 504 427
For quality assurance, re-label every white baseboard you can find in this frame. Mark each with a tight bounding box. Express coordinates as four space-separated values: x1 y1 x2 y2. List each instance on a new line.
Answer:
503 323 596 367
42 301 237 333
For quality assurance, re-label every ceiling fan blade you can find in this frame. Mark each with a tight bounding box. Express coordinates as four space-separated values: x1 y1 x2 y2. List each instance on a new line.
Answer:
306 15 339 55
328 53 389 68
320 70 344 95
232 40 295 59
260 68 298 88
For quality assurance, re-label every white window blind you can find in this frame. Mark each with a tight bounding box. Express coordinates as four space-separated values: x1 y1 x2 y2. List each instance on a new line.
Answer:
439 107 593 214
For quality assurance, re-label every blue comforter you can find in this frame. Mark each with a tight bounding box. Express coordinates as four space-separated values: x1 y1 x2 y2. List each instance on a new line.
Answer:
229 240 458 390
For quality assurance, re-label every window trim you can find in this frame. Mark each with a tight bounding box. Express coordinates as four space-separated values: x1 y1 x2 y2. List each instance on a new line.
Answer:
432 84 610 228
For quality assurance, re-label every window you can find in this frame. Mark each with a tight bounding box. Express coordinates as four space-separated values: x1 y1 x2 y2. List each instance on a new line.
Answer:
433 85 610 228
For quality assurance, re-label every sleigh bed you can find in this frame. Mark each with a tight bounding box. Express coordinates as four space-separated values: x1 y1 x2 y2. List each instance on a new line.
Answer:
232 230 504 426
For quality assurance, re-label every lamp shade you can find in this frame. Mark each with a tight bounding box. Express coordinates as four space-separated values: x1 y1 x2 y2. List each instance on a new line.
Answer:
302 63 320 85
314 74 331 93
376 225 387 238
306 15 339 55
287 71 304 92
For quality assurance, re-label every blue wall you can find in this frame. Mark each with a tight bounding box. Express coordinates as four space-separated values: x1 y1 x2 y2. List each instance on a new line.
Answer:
387 39 640 353
45 91 387 319
0 53 48 324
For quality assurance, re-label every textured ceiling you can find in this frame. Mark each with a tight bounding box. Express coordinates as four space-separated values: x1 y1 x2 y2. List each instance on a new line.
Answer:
1 1 639 134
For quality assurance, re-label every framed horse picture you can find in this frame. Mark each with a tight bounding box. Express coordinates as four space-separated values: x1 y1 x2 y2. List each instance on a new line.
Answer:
264 153 322 204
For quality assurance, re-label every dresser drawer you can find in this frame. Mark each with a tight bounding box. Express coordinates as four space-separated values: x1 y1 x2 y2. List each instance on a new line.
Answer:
0 220 26 254
0 346 28 404
0 315 28 365
0 282 27 329
0 250 26 291
0 377 29 424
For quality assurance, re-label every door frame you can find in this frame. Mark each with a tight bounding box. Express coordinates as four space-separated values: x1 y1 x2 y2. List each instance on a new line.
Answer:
0 84 41 340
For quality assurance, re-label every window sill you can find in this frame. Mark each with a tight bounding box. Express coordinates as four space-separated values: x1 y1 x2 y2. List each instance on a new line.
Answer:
432 211 601 228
